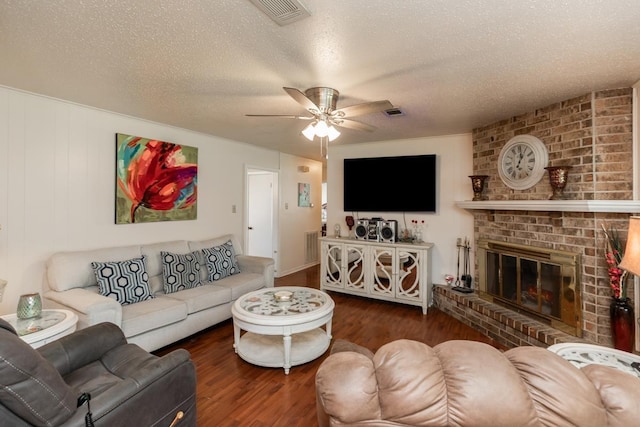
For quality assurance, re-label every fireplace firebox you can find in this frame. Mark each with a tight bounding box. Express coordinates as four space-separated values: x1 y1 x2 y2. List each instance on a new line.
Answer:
477 240 582 337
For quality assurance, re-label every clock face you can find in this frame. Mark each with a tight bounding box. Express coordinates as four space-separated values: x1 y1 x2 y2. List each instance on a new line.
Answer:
498 135 548 190
502 143 535 180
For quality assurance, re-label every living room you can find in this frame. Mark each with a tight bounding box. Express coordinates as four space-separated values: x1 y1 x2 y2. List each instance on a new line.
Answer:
2 1 640 425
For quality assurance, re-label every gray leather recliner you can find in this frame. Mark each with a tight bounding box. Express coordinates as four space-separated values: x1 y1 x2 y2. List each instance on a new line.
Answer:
0 318 196 426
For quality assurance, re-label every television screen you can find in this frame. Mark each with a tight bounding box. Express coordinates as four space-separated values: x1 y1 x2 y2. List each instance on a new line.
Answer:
343 154 437 212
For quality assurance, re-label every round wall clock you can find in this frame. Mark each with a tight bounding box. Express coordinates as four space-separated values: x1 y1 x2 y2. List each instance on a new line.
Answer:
498 135 549 190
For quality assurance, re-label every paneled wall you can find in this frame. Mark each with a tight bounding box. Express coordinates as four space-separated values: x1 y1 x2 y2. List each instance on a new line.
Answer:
0 86 288 313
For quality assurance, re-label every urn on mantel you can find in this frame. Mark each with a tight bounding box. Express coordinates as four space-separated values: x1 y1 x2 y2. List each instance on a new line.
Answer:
469 175 489 201
545 166 572 200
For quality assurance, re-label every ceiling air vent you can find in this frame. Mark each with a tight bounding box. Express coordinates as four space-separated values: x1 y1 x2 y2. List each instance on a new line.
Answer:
249 0 312 26
384 107 405 117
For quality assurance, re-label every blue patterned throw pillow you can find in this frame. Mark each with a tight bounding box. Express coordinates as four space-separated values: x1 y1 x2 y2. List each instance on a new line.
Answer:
91 256 154 305
202 240 241 281
161 251 202 294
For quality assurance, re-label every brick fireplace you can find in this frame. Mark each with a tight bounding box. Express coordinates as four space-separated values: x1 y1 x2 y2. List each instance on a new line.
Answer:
434 88 638 349
477 239 582 336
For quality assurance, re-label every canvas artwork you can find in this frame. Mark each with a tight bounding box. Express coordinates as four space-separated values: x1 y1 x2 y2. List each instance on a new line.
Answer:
298 183 311 207
116 133 198 224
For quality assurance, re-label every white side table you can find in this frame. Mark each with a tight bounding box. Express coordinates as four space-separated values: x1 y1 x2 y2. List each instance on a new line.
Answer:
1 309 78 348
547 343 640 378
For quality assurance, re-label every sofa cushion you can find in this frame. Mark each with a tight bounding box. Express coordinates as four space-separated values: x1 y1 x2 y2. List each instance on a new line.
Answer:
0 319 76 426
141 240 190 278
163 284 232 314
47 245 142 291
202 241 241 281
330 339 375 359
120 296 188 338
161 251 202 293
189 234 244 255
91 256 154 305
141 240 191 294
210 272 265 300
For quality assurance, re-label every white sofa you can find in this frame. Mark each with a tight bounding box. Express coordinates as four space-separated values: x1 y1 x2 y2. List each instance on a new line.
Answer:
43 234 274 351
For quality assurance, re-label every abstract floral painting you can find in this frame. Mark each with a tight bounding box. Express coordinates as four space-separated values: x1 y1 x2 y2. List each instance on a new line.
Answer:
116 133 198 224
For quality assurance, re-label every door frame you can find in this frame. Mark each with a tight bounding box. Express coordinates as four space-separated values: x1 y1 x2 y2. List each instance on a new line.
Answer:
244 165 279 275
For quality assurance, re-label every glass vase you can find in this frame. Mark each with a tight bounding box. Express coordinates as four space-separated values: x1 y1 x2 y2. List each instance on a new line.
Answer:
17 293 42 319
610 297 635 352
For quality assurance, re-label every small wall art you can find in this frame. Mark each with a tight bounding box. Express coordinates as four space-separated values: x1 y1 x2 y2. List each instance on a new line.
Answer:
298 182 311 207
115 133 198 224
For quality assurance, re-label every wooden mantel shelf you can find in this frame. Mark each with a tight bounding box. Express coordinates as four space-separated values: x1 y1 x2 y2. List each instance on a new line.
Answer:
455 200 640 213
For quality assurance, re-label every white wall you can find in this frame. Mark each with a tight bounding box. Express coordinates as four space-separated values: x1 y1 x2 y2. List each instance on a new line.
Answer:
0 86 288 314
326 134 475 285
277 153 323 276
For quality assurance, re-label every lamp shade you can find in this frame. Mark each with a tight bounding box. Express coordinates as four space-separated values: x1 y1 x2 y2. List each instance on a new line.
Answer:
314 120 329 137
327 125 341 141
619 216 640 276
301 123 316 141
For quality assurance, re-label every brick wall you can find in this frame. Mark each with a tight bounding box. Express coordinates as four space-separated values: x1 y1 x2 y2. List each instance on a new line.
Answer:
433 285 586 349
473 88 633 201
454 88 635 347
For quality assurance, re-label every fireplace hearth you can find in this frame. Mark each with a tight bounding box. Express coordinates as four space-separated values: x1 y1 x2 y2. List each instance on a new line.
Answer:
477 240 582 337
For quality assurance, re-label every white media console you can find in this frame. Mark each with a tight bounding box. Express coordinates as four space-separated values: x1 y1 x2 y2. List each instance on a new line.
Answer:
320 237 433 314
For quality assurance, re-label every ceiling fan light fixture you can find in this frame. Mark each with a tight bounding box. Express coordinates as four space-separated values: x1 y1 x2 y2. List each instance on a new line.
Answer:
314 120 329 137
327 125 341 141
301 122 316 141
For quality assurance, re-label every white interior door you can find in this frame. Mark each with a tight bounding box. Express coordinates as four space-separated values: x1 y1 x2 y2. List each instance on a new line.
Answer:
246 169 277 263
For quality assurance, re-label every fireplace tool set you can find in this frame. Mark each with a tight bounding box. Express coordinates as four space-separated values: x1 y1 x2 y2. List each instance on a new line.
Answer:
453 237 473 293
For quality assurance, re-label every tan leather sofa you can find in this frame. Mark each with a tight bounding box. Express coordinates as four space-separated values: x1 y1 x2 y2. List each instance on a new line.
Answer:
316 339 640 427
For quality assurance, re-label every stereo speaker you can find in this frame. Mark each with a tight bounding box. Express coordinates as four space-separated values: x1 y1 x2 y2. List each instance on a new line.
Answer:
377 220 397 243
354 220 369 240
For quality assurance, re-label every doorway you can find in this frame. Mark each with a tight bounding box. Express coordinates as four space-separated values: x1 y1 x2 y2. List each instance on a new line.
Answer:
245 167 279 273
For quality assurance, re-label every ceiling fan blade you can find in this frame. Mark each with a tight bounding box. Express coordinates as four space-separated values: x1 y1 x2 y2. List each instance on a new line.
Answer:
335 119 376 132
245 114 314 120
334 100 393 118
283 87 320 112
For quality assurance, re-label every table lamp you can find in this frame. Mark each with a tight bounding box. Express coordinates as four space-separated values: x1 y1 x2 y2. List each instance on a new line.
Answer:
620 216 640 276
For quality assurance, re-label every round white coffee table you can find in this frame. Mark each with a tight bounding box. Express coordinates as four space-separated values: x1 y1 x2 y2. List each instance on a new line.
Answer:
1 309 78 348
547 343 640 378
232 286 334 374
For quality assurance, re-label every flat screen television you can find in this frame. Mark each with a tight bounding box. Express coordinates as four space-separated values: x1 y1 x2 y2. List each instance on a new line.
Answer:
343 154 437 212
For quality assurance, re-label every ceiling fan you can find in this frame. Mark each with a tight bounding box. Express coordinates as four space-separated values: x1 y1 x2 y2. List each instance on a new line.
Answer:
246 87 393 141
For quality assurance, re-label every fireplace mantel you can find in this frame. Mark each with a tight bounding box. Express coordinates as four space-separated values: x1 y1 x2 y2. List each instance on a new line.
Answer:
455 200 640 213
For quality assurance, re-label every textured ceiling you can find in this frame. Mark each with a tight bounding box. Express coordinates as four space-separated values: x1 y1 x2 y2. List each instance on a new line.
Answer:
1 1 639 161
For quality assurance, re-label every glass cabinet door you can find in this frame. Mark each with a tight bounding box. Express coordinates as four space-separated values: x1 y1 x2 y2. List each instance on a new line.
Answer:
372 248 394 296
344 244 366 293
396 249 421 301
323 243 343 288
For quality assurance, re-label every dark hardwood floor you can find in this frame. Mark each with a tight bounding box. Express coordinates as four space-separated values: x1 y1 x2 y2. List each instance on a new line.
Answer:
156 265 504 426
